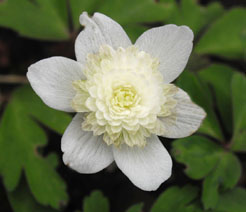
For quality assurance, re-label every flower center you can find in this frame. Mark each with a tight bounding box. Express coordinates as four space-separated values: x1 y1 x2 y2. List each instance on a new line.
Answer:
72 45 178 147
111 85 140 110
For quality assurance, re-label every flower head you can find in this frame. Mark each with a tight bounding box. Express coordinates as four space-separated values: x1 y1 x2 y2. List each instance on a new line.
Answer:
27 12 206 191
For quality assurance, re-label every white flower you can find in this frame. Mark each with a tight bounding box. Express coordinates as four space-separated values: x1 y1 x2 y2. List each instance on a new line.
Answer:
27 12 206 191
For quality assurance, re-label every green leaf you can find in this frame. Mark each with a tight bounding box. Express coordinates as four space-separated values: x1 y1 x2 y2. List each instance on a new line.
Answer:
216 188 246 212
195 8 246 59
126 203 143 212
202 152 241 209
0 86 71 208
8 179 57 212
172 135 221 179
183 203 204 212
172 135 241 210
83 191 109 212
98 0 175 25
198 64 235 135
230 73 246 152
166 0 224 35
151 185 198 212
0 0 69 40
177 71 224 140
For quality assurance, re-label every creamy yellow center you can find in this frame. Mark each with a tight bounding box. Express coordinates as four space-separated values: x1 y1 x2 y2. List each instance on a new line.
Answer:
111 85 141 110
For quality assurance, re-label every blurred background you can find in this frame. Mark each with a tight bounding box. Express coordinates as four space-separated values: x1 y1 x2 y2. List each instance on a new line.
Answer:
0 0 246 212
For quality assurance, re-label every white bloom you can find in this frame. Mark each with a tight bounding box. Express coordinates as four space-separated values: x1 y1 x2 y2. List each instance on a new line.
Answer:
27 12 206 191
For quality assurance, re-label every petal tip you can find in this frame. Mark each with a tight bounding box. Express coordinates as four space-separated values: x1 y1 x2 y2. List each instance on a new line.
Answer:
180 25 194 41
79 11 89 26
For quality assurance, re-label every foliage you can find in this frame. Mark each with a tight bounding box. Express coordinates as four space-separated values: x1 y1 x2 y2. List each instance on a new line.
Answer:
126 203 143 212
0 0 69 40
195 8 246 59
83 191 109 212
0 86 71 209
8 179 57 212
166 0 224 35
0 0 246 212
151 185 199 212
231 73 246 151
173 63 246 210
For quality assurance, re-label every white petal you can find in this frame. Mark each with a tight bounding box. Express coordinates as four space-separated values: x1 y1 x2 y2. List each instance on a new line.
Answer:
113 135 172 191
135 25 194 83
160 88 206 138
27 57 85 112
75 12 132 64
61 114 114 173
